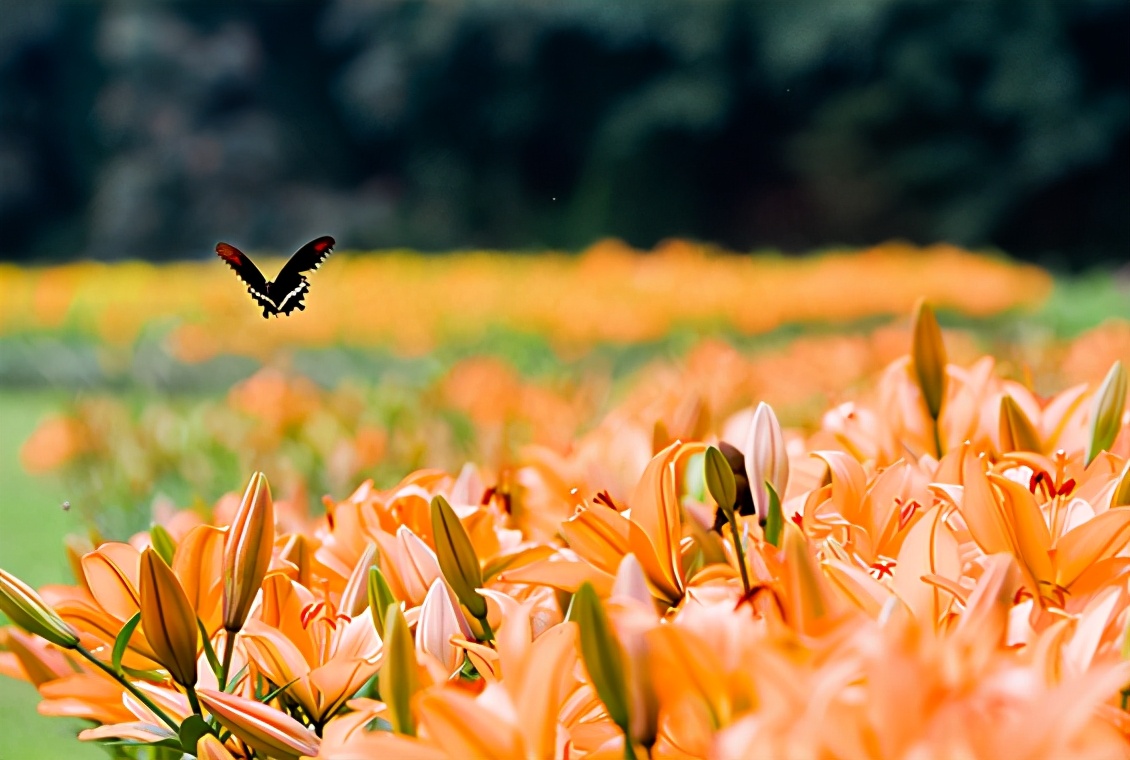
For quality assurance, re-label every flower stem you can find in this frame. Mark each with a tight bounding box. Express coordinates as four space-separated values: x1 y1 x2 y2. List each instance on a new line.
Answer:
75 645 180 732
731 518 752 596
185 685 203 716
219 629 235 691
476 614 495 642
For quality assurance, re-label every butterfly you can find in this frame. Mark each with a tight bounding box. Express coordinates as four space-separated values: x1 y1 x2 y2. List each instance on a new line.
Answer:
216 236 335 318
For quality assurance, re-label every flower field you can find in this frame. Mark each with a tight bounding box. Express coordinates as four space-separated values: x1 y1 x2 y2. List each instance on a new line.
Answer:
1 244 1129 759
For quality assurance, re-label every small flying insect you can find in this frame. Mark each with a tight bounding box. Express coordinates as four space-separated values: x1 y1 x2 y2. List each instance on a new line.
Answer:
216 236 336 318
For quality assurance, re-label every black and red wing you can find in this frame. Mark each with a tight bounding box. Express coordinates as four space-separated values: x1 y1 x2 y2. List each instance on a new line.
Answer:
216 242 276 317
276 235 335 281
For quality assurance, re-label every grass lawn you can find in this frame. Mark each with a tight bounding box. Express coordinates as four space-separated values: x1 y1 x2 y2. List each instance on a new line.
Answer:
0 391 102 759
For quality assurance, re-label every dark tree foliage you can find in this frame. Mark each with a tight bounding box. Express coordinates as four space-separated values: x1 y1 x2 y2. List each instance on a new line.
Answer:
0 0 1126 268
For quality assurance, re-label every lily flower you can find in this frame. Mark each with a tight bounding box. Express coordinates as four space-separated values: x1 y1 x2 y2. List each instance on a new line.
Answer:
241 575 383 724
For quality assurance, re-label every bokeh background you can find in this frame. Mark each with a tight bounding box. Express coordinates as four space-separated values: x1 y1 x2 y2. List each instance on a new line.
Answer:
0 2 1128 757
2 0 1128 267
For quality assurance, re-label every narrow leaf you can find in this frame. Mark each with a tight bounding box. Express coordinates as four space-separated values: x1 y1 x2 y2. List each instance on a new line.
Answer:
197 618 221 677
112 612 143 675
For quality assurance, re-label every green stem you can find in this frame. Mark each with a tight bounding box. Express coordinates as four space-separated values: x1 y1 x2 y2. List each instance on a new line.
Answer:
730 514 752 596
622 734 636 760
219 629 235 691
476 614 495 642
932 416 944 459
185 685 203 717
76 645 180 732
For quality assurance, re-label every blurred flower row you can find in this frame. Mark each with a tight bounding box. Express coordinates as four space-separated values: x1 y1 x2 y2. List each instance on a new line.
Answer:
3 303 1130 759
0 240 1050 359
22 316 1129 535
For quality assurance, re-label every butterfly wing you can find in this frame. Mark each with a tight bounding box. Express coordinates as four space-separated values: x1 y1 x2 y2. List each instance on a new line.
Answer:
276 235 335 281
216 242 277 317
268 236 334 316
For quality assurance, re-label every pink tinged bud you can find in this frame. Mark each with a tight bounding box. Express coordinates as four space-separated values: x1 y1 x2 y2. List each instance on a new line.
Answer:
0 568 79 649
339 542 378 618
395 525 443 606
744 402 789 522
610 554 653 608
138 547 200 688
222 473 275 632
198 687 320 760
416 578 475 675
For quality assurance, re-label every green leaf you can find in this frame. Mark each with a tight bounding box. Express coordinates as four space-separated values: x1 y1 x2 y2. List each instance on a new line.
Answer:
430 495 487 620
704 446 737 512
178 714 213 754
112 612 143 675
260 677 300 704
223 663 249 694
572 582 631 735
367 566 398 638
149 524 176 566
764 482 784 548
196 618 220 677
1087 360 1127 465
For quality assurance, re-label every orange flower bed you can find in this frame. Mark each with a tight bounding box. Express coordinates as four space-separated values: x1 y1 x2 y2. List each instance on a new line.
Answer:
3 304 1129 759
0 240 1050 360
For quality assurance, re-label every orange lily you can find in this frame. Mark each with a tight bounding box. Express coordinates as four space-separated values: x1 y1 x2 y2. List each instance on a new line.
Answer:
241 575 382 724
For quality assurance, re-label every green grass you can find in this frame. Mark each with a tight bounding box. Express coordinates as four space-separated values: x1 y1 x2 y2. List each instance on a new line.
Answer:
0 391 102 760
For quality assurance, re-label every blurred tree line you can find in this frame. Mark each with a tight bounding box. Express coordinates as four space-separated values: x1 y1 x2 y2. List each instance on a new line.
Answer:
1 0 1127 268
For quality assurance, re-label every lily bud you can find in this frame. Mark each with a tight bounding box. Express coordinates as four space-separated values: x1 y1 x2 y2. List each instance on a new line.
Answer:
430 495 487 621
222 473 275 633
138 547 199 688
0 568 79 649
999 395 1042 453
198 688 320 760
704 446 737 515
379 604 419 736
340 542 378 617
1112 459 1130 509
417 578 475 675
912 298 947 420
744 402 789 522
366 565 398 637
1087 360 1127 465
572 582 631 741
